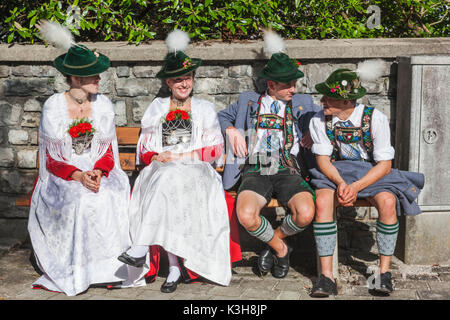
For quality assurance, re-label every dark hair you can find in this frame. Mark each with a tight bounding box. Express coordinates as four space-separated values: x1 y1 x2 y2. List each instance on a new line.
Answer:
65 74 72 86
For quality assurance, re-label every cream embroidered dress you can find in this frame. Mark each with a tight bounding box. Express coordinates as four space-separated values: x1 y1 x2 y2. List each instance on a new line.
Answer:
124 96 231 287
28 92 131 296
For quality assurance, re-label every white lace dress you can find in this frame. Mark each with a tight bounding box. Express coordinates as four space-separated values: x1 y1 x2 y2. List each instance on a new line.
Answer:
124 97 231 287
28 93 131 296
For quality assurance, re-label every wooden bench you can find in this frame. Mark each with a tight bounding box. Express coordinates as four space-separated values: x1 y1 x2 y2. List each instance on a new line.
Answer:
16 126 372 280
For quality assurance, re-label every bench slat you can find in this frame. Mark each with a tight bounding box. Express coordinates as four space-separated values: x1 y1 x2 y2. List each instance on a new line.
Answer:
116 127 140 145
119 153 136 171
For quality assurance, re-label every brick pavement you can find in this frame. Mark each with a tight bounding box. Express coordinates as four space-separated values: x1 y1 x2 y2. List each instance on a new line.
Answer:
1 240 449 301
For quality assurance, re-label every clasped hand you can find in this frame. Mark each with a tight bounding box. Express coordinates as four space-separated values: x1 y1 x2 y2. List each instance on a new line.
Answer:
152 151 199 163
72 170 102 193
337 182 359 206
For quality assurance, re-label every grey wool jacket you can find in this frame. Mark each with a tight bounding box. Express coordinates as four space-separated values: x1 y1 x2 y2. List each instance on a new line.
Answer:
218 91 321 190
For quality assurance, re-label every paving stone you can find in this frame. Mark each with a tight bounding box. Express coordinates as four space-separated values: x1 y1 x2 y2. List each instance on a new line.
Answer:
239 278 279 291
438 273 450 281
208 285 244 297
276 291 301 300
394 280 429 290
417 290 450 300
373 290 418 300
241 288 280 300
86 295 122 300
427 281 450 291
136 289 178 300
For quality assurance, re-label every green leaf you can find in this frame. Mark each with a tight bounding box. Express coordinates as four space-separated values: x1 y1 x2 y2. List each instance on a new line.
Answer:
8 32 15 43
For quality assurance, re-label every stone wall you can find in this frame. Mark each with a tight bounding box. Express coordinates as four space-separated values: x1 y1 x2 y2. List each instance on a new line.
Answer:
0 38 449 255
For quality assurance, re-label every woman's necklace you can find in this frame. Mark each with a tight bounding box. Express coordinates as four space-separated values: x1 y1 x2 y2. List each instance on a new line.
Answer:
67 90 90 105
170 96 191 110
67 91 91 118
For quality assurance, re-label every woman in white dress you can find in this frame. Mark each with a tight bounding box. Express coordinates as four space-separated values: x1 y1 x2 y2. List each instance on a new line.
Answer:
118 30 235 293
28 21 131 296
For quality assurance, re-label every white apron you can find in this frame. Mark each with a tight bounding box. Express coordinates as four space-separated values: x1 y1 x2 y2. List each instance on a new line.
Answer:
123 97 231 287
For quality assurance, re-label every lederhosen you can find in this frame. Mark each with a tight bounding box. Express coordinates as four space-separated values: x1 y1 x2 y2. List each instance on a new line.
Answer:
325 105 375 162
238 95 314 206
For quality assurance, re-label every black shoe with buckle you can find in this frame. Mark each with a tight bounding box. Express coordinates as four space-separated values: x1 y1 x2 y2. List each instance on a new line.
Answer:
373 272 394 294
272 244 293 278
161 276 181 293
310 274 338 297
257 246 274 274
117 252 146 268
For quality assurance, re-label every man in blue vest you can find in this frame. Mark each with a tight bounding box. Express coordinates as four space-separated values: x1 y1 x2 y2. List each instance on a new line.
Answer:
218 32 320 279
308 65 424 297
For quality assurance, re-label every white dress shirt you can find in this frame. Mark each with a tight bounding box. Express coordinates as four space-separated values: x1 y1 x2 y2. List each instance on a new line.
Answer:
309 103 395 162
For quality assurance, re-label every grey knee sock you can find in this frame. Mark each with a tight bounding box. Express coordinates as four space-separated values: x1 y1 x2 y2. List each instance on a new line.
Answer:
376 220 399 256
280 214 307 236
247 216 274 243
313 221 337 257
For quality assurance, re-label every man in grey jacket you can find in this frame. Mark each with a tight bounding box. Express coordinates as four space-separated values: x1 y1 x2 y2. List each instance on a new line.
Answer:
218 40 320 278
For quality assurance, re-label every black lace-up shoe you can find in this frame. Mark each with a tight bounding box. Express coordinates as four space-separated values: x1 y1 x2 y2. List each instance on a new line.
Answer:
373 272 394 294
118 252 146 268
310 274 338 297
272 244 293 278
257 246 274 273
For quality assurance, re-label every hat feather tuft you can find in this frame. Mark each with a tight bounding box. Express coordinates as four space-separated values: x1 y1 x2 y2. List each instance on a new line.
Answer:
166 29 190 53
356 59 385 82
263 29 285 56
36 20 75 51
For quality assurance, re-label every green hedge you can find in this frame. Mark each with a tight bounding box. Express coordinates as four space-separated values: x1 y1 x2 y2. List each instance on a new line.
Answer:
1 0 448 44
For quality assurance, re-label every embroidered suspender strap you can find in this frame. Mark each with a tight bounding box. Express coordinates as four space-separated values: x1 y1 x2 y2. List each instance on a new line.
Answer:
325 115 339 161
280 100 295 164
361 106 375 161
325 106 375 161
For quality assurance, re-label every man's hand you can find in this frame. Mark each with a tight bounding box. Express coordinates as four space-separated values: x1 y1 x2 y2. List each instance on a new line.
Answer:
225 126 248 158
337 181 358 206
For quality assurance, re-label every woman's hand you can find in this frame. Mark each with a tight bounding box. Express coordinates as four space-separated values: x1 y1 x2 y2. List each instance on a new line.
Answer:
153 151 182 163
71 170 100 193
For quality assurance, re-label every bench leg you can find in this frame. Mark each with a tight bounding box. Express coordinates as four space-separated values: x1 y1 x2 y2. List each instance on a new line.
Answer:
315 207 339 281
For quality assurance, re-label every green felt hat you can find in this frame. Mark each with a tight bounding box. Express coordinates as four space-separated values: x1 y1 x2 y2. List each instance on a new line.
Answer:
156 51 202 79
315 68 367 100
257 52 304 83
53 44 110 77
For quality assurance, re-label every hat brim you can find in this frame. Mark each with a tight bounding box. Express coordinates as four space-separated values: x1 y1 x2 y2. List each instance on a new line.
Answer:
156 58 202 79
54 53 110 77
315 82 367 100
258 68 304 83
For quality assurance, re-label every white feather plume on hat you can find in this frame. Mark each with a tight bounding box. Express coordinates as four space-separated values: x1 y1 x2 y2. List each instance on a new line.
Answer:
356 59 385 82
36 20 75 51
165 29 190 54
263 29 285 56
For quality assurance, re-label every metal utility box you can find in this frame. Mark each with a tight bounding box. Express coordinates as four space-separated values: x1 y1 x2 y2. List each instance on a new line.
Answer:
395 55 450 265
